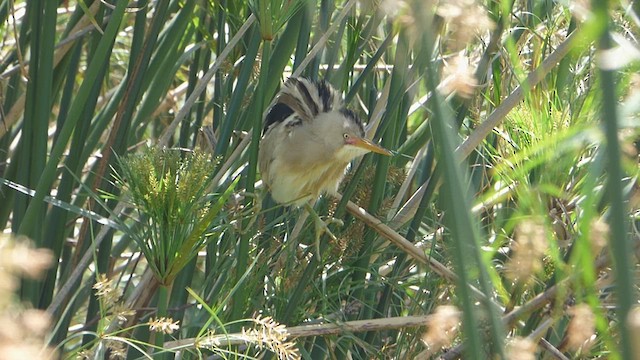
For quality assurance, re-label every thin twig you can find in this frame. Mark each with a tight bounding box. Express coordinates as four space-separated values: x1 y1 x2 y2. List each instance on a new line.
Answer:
539 338 570 360
335 194 498 306
164 314 437 350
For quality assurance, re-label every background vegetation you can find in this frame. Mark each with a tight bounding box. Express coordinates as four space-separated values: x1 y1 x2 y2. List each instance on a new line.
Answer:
0 0 639 359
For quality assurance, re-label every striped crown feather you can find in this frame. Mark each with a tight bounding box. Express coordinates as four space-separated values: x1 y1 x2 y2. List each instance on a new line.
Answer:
262 77 362 134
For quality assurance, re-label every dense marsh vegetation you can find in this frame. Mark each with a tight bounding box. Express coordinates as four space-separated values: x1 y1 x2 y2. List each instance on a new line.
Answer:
0 0 639 359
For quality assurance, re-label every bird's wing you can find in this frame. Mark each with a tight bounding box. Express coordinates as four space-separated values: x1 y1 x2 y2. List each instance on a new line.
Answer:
262 102 295 135
263 77 347 135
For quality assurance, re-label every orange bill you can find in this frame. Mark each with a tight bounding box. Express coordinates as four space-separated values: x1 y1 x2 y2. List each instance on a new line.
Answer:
352 137 393 156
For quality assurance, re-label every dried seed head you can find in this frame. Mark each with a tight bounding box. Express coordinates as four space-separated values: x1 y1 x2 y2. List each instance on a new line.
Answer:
148 317 180 335
504 220 548 284
0 309 56 359
0 237 53 280
105 340 127 360
506 337 537 360
93 274 123 307
1 343 54 360
441 53 478 98
381 0 436 47
0 236 57 359
566 304 596 351
240 315 300 360
380 0 409 18
437 0 494 49
421 305 461 355
589 217 609 254
569 0 591 22
20 309 52 337
111 303 137 324
0 270 18 308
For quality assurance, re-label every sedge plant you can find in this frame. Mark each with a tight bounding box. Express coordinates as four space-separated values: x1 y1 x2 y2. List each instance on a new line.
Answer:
112 147 235 354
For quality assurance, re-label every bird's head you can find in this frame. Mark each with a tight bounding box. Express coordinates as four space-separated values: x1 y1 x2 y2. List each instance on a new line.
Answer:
263 77 392 163
313 108 392 162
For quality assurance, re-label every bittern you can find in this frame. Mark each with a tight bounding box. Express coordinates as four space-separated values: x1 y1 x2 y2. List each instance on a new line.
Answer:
259 77 392 251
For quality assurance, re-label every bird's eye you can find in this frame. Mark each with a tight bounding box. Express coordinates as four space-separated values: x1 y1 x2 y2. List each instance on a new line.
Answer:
343 133 349 139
